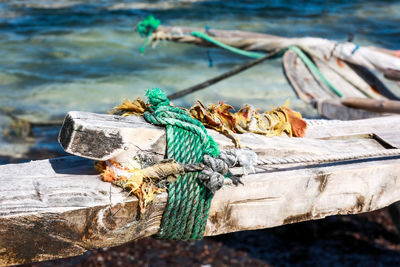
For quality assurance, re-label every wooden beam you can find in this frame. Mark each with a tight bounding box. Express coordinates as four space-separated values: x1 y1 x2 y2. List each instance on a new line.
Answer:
0 156 167 266
342 97 400 114
384 68 400 81
59 112 400 162
3 112 400 265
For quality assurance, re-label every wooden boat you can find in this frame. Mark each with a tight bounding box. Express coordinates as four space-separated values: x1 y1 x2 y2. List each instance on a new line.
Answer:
283 49 400 119
150 25 400 119
3 110 400 265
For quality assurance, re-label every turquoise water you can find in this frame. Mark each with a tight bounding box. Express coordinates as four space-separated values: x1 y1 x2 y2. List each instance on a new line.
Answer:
0 0 399 159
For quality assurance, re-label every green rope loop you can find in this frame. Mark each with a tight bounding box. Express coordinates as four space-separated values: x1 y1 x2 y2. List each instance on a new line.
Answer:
137 15 161 54
144 88 219 240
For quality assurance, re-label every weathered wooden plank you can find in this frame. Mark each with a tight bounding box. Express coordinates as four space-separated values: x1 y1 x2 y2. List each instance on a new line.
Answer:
0 156 167 266
3 112 400 265
283 49 339 103
283 49 385 104
209 157 400 235
282 49 388 120
58 111 166 163
59 112 394 163
2 155 400 265
305 115 400 140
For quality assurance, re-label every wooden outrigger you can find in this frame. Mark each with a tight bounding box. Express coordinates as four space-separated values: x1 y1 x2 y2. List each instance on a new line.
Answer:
150 25 400 119
2 111 400 265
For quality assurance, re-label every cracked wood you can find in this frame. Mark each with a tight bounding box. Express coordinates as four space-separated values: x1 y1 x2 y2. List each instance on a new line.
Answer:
2 112 400 265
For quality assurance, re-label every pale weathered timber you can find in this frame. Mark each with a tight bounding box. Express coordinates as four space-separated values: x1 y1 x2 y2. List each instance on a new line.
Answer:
3 112 400 265
4 154 400 265
282 49 386 101
0 156 167 266
304 115 400 141
154 26 400 73
58 111 166 164
282 50 387 120
282 47 397 120
59 111 398 163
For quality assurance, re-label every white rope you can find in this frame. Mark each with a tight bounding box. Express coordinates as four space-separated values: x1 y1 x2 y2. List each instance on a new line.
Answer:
256 149 400 166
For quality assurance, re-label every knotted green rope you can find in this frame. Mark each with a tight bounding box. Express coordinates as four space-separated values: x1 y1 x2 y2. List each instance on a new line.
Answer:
144 88 219 240
137 15 161 54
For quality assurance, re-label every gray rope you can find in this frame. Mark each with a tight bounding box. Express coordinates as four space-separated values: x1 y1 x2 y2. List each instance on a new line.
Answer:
198 152 235 193
181 149 258 193
304 118 344 126
182 147 400 191
256 149 400 166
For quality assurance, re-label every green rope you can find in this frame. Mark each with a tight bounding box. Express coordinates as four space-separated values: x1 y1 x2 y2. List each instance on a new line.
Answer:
191 31 265 59
137 15 160 54
287 46 343 97
135 15 343 97
190 31 343 97
144 88 219 240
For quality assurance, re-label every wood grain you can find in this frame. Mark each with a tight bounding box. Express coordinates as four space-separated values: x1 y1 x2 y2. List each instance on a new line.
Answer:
2 112 400 265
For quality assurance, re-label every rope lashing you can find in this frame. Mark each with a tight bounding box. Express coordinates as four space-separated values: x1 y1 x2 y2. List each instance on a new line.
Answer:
137 15 161 54
144 88 219 240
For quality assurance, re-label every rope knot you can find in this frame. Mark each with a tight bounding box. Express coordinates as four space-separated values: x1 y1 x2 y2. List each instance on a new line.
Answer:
146 88 170 110
137 15 161 53
137 15 160 37
199 149 258 193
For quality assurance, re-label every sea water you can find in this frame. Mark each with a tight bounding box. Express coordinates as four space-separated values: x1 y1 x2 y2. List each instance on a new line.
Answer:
0 0 399 160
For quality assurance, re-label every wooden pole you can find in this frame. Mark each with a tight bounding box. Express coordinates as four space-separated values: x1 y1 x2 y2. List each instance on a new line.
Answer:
167 51 279 100
384 68 400 81
342 97 400 114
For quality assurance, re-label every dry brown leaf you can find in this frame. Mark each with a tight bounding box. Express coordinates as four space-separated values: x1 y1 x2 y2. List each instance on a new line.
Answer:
190 101 240 147
281 106 307 137
112 97 307 142
112 97 149 116
189 100 307 146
